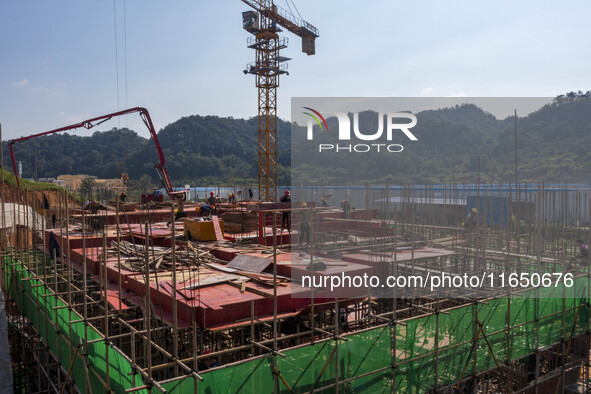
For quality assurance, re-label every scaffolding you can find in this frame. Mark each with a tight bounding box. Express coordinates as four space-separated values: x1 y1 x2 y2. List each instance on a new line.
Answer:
1 183 591 393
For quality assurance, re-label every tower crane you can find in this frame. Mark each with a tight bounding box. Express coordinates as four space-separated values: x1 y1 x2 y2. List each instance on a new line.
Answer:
241 0 318 201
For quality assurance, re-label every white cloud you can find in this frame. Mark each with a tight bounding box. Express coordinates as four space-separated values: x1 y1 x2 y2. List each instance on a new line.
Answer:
11 78 29 88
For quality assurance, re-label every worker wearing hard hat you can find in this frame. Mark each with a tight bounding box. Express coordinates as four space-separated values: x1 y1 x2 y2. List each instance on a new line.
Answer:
207 191 216 205
153 187 161 201
463 208 479 229
167 193 187 227
199 204 212 218
279 190 291 231
207 192 218 215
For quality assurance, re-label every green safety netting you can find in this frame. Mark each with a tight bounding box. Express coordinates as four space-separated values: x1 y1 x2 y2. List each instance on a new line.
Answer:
4 256 135 393
4 255 590 393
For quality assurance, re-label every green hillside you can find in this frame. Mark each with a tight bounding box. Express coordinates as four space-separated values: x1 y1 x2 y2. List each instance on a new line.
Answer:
3 92 590 186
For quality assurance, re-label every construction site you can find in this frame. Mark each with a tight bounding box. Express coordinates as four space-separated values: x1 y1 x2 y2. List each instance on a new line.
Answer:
2 2 591 394
0 179 590 393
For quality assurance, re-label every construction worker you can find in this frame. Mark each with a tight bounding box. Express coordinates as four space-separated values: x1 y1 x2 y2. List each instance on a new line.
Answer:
167 194 187 227
206 192 217 215
153 187 161 202
207 191 217 205
48 231 61 260
199 204 212 217
120 191 126 203
280 190 291 231
463 208 479 249
464 208 479 230
90 201 98 214
228 192 236 204
298 202 311 246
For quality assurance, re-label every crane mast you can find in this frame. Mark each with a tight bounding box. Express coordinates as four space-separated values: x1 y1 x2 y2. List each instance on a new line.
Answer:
242 0 318 201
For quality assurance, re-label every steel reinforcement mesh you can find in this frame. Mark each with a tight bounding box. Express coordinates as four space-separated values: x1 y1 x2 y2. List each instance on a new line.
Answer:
4 254 590 393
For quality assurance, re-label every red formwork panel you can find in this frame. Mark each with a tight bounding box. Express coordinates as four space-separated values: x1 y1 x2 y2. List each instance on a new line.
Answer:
211 247 241 261
124 225 184 248
118 267 319 329
68 247 139 285
71 206 200 226
44 226 130 250
52 241 343 329
45 224 183 252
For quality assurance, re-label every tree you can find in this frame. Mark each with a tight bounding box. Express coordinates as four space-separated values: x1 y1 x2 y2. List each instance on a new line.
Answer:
79 177 96 200
127 174 154 194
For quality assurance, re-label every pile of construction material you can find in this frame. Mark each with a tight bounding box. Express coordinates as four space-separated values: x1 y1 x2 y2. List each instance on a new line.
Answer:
221 210 258 233
108 240 221 272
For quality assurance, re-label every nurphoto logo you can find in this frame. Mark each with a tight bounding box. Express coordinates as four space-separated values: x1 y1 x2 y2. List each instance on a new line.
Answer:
302 107 418 153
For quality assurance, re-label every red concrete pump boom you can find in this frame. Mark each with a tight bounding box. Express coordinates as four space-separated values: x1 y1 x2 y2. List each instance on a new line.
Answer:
8 107 174 196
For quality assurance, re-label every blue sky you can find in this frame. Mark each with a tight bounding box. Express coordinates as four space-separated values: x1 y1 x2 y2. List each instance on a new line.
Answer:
1 1 590 139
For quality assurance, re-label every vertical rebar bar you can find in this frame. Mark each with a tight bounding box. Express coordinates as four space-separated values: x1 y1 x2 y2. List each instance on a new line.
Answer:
171 207 179 377
144 221 152 383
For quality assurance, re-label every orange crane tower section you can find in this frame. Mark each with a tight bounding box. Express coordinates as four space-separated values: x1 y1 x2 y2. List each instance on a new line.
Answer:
241 0 318 201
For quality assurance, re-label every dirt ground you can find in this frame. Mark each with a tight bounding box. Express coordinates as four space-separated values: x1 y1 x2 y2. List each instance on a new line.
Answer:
0 183 79 209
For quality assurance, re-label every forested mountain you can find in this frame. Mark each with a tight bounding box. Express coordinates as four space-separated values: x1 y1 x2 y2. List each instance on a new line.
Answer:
291 93 591 185
5 116 291 185
3 92 590 186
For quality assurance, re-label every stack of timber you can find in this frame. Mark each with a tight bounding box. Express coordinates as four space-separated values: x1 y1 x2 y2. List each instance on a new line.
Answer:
109 240 218 272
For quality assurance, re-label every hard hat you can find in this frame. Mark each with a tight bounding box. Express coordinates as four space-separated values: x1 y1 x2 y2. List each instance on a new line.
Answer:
285 190 290 195
301 202 307 207
210 191 214 196
471 208 478 213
